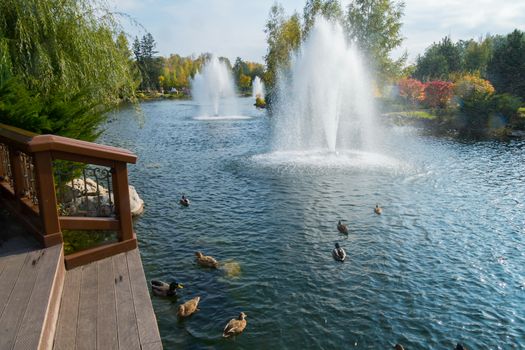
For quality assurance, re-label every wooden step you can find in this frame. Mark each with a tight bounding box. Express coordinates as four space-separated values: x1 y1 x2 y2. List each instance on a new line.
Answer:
0 244 65 350
53 249 162 350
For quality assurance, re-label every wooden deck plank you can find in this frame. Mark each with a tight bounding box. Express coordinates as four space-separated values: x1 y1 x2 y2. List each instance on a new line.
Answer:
0 252 27 317
113 252 141 350
141 341 163 350
0 250 40 350
127 248 162 347
76 262 98 350
96 257 118 349
13 245 62 350
53 267 82 350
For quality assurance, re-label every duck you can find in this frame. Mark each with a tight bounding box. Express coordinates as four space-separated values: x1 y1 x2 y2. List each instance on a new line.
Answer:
222 312 247 338
177 296 200 318
180 195 190 207
337 220 348 234
195 251 219 268
150 280 184 297
332 243 346 262
393 345 405 350
374 204 382 215
455 344 466 350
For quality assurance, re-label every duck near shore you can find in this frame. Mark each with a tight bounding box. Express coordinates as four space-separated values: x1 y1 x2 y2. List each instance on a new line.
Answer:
222 312 247 338
195 251 219 268
150 280 183 297
177 296 200 318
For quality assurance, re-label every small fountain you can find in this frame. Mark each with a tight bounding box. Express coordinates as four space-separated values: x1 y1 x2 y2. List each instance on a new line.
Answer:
252 76 266 108
257 17 390 169
191 55 239 118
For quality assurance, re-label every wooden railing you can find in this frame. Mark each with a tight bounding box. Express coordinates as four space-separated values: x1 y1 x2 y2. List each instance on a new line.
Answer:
0 123 138 269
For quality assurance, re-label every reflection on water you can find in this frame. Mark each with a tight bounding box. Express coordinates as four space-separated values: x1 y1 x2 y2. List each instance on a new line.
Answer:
101 98 525 349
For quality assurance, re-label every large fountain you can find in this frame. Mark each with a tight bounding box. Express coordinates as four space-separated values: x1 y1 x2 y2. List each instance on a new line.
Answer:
265 17 384 167
191 55 239 117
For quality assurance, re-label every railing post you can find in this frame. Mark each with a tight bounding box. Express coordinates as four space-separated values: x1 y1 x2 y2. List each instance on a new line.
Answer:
8 147 25 203
112 162 133 241
33 151 61 241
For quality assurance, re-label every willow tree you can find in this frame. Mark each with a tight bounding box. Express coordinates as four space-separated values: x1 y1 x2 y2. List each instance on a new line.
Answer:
0 0 135 140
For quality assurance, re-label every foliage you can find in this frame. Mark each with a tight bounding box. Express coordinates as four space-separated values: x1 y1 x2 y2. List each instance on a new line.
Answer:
345 0 406 84
159 53 208 90
303 0 343 35
454 74 495 101
459 37 493 77
487 29 525 100
264 4 302 90
423 81 454 109
133 33 163 91
255 96 267 108
413 36 464 81
413 35 496 82
0 78 105 141
491 93 522 122
232 57 265 92
0 0 134 139
397 78 425 105
63 229 117 254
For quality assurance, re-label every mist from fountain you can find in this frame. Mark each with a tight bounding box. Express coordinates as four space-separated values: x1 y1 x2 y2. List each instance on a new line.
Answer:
252 76 265 99
191 55 238 116
272 18 378 156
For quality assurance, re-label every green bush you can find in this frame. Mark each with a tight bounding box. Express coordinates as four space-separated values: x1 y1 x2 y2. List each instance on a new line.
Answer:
0 79 106 141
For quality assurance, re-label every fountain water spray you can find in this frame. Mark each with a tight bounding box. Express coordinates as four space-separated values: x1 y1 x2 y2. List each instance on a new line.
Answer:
191 56 238 116
252 76 265 99
272 17 377 153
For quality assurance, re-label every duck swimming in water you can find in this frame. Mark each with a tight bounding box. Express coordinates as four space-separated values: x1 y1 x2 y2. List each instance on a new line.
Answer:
195 251 219 268
332 243 346 262
337 220 348 234
222 312 247 338
393 345 405 350
150 280 184 297
177 296 200 318
180 194 190 207
374 204 382 215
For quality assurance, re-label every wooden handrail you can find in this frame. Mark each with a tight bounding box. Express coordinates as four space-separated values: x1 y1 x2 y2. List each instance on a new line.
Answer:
0 123 138 269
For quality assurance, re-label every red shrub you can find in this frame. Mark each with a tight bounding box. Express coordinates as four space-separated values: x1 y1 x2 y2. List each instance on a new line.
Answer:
398 78 425 105
423 81 454 109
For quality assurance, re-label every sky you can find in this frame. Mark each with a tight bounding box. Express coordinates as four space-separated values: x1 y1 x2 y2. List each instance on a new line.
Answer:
110 0 525 64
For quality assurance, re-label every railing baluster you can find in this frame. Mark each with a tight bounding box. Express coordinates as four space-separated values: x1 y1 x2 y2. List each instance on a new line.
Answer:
9 147 25 203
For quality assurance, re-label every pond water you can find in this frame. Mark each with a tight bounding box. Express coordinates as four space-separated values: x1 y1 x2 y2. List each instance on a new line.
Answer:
100 98 525 349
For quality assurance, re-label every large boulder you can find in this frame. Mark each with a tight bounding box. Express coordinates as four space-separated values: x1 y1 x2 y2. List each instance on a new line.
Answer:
60 179 144 217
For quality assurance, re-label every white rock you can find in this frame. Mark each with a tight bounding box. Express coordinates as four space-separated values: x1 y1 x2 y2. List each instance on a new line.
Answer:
61 179 144 217
128 185 144 216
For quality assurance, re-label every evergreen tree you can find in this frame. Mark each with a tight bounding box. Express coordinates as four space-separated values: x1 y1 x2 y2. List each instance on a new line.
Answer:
487 30 525 99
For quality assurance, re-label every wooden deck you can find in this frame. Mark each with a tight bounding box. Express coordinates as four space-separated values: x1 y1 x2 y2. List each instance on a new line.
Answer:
53 249 162 350
0 243 64 350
